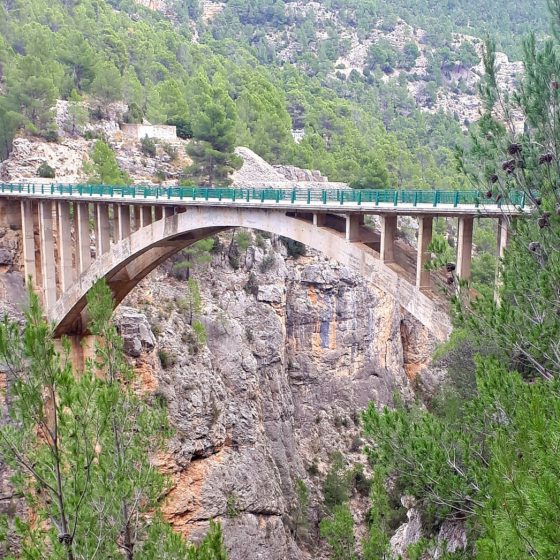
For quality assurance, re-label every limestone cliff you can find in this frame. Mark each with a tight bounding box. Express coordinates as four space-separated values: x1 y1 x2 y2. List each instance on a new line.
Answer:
114 233 437 559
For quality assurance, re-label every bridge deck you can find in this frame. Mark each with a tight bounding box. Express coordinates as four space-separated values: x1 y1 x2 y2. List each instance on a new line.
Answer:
0 184 527 217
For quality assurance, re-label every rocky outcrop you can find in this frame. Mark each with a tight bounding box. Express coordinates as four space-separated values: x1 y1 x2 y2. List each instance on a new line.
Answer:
273 164 329 183
390 497 423 557
232 147 346 189
0 137 91 183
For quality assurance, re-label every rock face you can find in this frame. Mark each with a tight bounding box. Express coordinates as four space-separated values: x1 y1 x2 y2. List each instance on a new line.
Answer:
273 164 329 183
119 234 438 559
232 147 346 189
0 137 91 182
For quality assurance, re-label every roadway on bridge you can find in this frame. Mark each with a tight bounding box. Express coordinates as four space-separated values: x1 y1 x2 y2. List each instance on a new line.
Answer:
0 184 528 217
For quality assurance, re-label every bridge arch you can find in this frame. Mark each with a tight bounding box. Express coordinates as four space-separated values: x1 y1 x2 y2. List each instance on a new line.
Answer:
50 206 452 340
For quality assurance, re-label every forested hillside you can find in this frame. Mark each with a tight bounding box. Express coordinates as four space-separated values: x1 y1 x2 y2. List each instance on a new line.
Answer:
0 0 492 189
209 0 547 59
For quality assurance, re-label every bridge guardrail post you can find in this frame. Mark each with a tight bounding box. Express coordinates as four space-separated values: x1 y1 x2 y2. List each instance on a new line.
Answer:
276 190 280 203
393 191 398 207
358 191 362 206
260 190 265 203
291 189 296 203
308 189 311 204
322 190 327 204
414 191 418 207
454 191 459 207
340 191 344 205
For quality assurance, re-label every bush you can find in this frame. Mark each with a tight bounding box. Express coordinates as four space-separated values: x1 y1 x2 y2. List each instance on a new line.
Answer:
226 492 240 518
37 162 55 178
192 320 207 348
123 102 143 124
281 237 307 259
244 272 259 297
43 127 59 143
323 452 352 510
259 253 276 273
167 117 192 139
158 349 176 369
163 143 179 160
141 135 157 157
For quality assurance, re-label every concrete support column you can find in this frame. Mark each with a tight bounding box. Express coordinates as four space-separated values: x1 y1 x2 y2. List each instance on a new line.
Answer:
346 214 361 242
38 201 56 309
133 206 141 231
21 200 37 284
112 204 120 243
497 217 509 260
456 216 474 281
96 204 110 256
155 206 164 221
140 206 152 228
117 205 131 240
313 213 327 227
380 215 397 264
57 201 74 293
416 216 433 290
163 206 175 219
75 203 91 274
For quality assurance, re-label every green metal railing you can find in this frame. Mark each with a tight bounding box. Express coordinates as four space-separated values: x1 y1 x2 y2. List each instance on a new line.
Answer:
0 183 527 209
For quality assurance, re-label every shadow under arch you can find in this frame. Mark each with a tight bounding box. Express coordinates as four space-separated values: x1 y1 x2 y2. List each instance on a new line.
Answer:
51 206 451 341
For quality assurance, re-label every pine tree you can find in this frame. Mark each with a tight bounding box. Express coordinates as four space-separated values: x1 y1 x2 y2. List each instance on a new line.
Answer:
88 140 130 185
0 281 229 558
184 74 242 186
65 89 88 136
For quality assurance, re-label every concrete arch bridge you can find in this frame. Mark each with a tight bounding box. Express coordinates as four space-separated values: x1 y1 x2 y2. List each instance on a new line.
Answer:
0 184 526 342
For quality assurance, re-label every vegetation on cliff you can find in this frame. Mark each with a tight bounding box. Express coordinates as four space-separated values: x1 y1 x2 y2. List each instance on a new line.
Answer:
0 281 227 559
360 4 560 558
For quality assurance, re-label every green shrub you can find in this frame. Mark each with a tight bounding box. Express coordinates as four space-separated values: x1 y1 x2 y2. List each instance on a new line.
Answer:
163 143 179 160
141 135 157 157
37 162 55 178
259 253 275 273
244 272 259 297
281 237 307 259
323 452 352 510
226 492 239 518
158 349 176 369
